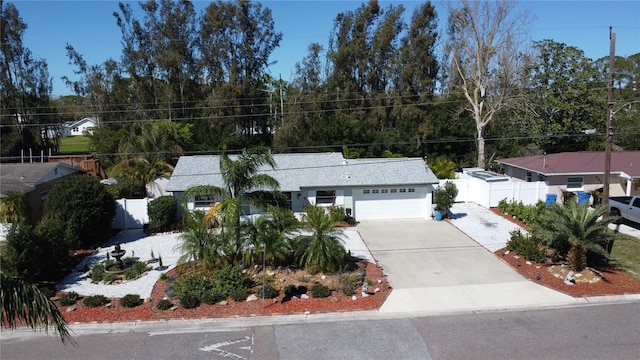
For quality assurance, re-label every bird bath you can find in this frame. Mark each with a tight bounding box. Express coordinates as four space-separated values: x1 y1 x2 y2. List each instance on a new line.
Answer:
107 243 127 273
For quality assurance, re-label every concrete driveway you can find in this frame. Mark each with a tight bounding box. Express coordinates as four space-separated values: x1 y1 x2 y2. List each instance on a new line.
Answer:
355 220 576 315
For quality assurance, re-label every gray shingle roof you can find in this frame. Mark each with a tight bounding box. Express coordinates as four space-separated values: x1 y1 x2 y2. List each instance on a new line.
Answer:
165 152 439 192
0 162 85 194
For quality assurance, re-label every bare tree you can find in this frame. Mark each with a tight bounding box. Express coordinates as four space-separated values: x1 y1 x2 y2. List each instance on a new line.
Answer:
444 0 532 168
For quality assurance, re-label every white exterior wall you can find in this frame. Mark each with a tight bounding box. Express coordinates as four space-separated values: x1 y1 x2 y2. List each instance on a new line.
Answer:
112 198 151 229
444 173 548 208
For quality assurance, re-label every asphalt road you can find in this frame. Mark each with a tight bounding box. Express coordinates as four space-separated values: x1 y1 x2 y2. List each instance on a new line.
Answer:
2 302 639 360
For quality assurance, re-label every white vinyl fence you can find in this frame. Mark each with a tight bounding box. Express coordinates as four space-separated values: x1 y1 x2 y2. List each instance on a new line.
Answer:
440 172 549 208
112 198 152 230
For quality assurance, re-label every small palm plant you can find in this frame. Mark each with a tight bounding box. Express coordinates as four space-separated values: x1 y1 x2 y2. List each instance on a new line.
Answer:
294 205 346 273
535 201 620 271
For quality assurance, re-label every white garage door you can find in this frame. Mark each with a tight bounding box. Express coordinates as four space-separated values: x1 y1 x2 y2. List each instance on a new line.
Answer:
353 187 429 220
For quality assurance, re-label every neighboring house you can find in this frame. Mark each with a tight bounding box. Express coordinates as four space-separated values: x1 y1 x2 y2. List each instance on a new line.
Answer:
166 152 439 221
496 151 640 200
65 117 97 136
0 162 86 222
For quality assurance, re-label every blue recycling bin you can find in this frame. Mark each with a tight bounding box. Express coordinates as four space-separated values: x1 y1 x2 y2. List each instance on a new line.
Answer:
577 191 590 205
545 194 557 207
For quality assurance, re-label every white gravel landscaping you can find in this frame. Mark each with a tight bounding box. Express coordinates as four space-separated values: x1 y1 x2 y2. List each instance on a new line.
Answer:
56 228 374 299
448 202 526 252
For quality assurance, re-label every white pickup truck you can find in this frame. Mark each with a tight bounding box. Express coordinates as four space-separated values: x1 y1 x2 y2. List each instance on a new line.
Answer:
608 196 640 223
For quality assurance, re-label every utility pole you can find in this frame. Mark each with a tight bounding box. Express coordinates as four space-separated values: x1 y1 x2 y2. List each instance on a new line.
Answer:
603 27 615 214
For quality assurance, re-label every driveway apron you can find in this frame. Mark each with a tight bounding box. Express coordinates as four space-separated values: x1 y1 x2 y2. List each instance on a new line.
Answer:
355 220 576 315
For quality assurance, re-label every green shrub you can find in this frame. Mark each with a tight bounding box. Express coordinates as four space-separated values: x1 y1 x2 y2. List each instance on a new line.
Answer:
339 274 358 296
211 265 252 297
120 294 142 308
173 273 211 300
156 299 173 310
159 272 167 281
329 206 346 223
506 230 547 263
43 174 116 248
83 295 108 308
124 262 149 280
90 263 105 282
59 292 79 306
103 272 118 284
202 291 226 305
229 288 248 302
147 196 177 232
498 198 509 213
310 282 331 298
257 284 279 299
179 294 200 309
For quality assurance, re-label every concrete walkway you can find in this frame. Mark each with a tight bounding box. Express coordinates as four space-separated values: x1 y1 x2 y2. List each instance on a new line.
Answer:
355 218 577 315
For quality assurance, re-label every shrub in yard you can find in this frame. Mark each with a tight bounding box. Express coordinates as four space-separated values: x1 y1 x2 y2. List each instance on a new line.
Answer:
120 294 142 308
230 288 248 302
340 274 358 296
59 292 79 306
147 196 177 233
124 261 149 280
173 273 211 300
179 294 200 309
329 206 346 223
211 265 253 296
156 299 173 310
90 263 105 282
257 284 279 299
202 291 226 305
103 272 118 284
506 230 547 263
43 174 116 248
310 282 331 298
83 295 108 308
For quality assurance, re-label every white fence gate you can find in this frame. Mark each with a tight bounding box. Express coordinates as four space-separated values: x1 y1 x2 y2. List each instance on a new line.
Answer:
112 198 152 230
439 172 549 208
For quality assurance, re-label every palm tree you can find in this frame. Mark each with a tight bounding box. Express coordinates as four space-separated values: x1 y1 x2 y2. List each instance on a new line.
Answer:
243 214 292 267
0 191 30 224
294 205 346 273
182 147 282 265
1 274 73 345
536 201 620 271
174 210 223 270
110 120 183 188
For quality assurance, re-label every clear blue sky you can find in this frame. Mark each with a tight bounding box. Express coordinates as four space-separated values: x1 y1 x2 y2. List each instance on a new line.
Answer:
10 0 640 96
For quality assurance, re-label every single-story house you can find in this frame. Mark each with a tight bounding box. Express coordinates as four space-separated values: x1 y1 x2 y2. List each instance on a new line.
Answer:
495 151 640 200
165 152 440 221
0 162 86 222
65 117 97 137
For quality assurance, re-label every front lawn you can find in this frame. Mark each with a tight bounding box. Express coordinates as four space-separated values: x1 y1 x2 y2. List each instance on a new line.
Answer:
610 233 640 280
59 136 90 153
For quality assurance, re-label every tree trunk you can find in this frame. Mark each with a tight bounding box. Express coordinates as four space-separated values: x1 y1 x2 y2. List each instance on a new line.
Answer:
476 123 485 169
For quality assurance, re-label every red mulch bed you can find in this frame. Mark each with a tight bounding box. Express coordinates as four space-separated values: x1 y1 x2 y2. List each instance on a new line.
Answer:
58 210 640 324
59 262 391 324
489 207 640 298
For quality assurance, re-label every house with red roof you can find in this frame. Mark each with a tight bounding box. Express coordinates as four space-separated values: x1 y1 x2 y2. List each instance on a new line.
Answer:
495 151 640 201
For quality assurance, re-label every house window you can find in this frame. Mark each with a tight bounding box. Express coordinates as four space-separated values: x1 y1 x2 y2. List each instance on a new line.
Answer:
390 189 397 193
316 190 336 205
372 189 380 194
567 177 583 190
526 171 532 182
194 194 217 208
363 189 370 194
408 188 415 193
399 188 407 193
381 189 388 194
72 127 79 132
